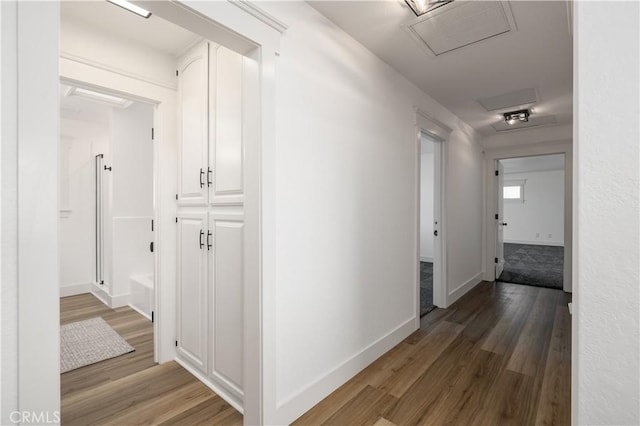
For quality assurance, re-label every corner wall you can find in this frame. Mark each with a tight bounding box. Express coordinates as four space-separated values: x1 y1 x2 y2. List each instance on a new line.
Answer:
261 2 484 423
503 169 565 246
574 2 640 423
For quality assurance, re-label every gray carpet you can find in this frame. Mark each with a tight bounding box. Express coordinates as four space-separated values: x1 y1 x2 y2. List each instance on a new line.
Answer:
498 243 564 289
60 317 134 373
420 262 435 316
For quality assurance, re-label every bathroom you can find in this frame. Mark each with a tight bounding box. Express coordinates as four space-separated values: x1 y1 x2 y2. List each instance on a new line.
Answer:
59 85 155 319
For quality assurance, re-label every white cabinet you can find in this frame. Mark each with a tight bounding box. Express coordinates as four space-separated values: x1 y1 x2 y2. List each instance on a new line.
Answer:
177 42 208 206
209 45 244 205
175 210 244 403
208 212 244 399
178 43 244 207
175 41 245 410
176 213 208 371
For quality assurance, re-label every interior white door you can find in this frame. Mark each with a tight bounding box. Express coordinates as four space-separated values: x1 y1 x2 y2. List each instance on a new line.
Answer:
496 161 506 278
178 42 209 206
176 213 208 371
209 45 244 206
208 211 244 399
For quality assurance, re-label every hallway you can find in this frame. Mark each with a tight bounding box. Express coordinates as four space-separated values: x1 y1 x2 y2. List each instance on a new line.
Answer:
295 281 571 425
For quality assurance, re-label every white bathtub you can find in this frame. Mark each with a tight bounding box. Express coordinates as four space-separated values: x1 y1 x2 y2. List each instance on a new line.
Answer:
129 273 154 320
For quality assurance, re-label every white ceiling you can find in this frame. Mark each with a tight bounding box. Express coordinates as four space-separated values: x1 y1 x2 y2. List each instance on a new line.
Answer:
60 84 113 127
61 0 200 56
500 153 565 174
308 0 573 137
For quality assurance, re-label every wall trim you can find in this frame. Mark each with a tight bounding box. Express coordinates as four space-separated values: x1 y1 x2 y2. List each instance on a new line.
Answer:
447 272 483 306
59 50 177 91
275 318 416 424
420 256 434 263
504 239 564 247
60 282 92 298
175 357 244 414
91 284 129 309
228 0 289 34
128 303 152 321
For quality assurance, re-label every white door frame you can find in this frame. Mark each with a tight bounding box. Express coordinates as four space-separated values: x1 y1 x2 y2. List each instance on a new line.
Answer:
8 1 284 424
415 109 452 315
483 140 573 293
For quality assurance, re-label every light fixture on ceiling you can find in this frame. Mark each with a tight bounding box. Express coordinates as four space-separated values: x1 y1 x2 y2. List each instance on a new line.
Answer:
504 109 531 125
404 0 453 17
64 86 133 108
106 0 151 19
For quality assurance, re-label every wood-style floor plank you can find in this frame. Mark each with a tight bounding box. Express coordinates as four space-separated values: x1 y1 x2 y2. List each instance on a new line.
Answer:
62 283 571 426
534 304 572 426
60 293 242 425
297 281 571 426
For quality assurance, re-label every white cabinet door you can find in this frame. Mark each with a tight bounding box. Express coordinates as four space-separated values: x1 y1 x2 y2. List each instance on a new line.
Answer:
209 46 244 206
176 212 208 371
208 211 244 398
178 42 209 206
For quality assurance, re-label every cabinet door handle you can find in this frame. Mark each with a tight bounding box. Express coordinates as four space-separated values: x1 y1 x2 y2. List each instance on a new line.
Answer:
199 168 205 188
199 230 204 249
207 167 212 187
207 231 212 251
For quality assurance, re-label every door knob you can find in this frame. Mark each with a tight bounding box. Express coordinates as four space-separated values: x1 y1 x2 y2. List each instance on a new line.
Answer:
500 222 508 226
433 230 438 236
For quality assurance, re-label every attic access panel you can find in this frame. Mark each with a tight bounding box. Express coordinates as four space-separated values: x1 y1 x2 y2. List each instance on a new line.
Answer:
405 1 516 56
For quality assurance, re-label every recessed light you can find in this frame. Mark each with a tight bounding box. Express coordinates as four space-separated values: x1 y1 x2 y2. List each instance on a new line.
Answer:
503 109 530 125
404 0 453 17
106 0 151 19
65 86 133 108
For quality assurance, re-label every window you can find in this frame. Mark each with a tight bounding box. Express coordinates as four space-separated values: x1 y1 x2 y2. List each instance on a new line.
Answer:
503 179 526 202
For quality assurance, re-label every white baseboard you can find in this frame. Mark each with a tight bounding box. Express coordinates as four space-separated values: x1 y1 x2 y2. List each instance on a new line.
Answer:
175 357 244 414
60 282 92 297
447 272 484 306
91 284 129 309
504 239 564 247
275 317 417 425
420 256 434 263
128 303 152 321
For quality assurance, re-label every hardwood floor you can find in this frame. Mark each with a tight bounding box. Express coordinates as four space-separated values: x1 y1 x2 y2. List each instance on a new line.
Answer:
295 281 571 426
61 282 570 426
60 294 242 426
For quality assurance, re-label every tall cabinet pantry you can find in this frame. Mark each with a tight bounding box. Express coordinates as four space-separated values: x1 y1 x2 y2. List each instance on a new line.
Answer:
175 41 245 411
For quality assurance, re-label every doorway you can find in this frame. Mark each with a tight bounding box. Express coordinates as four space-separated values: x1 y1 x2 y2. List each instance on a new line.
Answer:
58 81 157 361
417 123 447 315
494 154 566 289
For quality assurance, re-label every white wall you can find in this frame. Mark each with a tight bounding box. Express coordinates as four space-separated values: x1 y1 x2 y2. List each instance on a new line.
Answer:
574 2 640 424
1 2 19 421
2 1 61 422
60 18 177 90
262 2 484 423
59 117 109 295
420 151 434 261
110 103 154 301
503 169 564 246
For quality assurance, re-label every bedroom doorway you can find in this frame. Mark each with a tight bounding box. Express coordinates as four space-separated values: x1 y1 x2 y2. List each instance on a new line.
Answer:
417 126 447 316
495 154 566 290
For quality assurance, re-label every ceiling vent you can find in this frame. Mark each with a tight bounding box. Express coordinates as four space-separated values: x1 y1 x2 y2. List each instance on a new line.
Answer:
491 114 558 132
403 1 517 56
477 88 538 111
